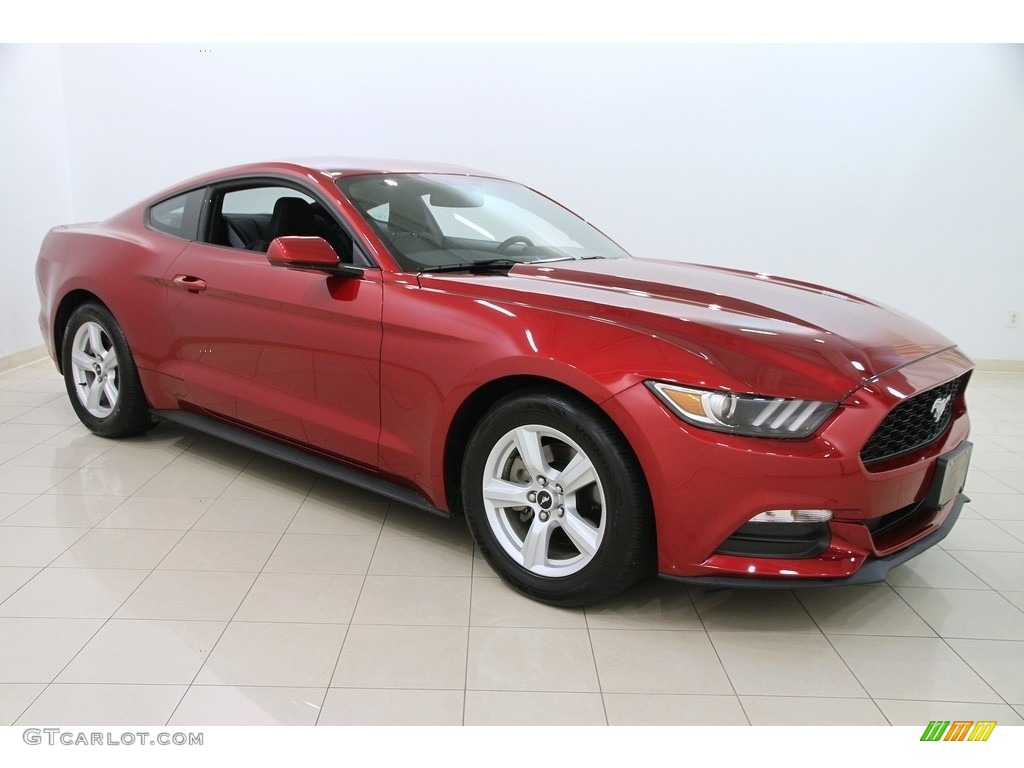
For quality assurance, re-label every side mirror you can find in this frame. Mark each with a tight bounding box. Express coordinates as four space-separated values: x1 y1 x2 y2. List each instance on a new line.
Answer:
266 236 364 278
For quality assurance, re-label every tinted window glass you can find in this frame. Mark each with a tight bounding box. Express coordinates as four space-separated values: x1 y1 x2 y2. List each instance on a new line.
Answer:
222 186 314 215
338 174 630 272
149 190 202 239
206 183 368 266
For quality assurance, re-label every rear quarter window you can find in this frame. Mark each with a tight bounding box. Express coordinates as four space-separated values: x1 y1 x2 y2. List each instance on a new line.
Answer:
148 189 203 239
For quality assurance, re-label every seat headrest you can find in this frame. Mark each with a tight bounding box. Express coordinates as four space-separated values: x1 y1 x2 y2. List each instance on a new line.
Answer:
269 197 319 239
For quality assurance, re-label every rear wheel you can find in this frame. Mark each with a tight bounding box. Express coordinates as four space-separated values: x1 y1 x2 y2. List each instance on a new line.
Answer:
462 390 653 606
61 303 153 438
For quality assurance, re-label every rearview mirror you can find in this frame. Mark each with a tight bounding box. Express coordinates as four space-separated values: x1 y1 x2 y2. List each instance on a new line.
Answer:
427 188 484 208
266 236 364 278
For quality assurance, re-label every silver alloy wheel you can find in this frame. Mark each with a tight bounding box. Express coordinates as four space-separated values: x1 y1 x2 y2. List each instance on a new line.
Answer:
70 321 120 418
481 424 606 577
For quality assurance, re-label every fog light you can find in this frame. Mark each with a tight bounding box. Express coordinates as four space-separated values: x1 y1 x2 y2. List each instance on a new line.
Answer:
748 509 834 523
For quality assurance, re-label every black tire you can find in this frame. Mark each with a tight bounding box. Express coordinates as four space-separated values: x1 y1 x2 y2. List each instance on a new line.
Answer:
61 302 154 438
462 390 654 606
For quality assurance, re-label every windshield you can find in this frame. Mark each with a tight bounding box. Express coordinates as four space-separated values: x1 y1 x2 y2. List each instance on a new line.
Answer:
337 173 631 272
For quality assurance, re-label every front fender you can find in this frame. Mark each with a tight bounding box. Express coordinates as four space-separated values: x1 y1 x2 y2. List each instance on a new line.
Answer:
377 277 710 508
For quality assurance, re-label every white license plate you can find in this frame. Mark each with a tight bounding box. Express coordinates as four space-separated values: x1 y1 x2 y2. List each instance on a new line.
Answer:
935 442 972 508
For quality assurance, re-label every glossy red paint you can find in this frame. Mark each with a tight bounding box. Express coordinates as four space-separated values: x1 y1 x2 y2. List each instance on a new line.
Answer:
266 235 344 270
36 159 973 590
602 348 971 578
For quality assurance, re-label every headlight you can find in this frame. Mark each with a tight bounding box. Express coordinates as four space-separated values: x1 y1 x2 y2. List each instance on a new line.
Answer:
646 382 837 438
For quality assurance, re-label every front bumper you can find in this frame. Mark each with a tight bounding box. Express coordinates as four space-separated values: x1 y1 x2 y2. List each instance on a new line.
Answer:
663 490 966 588
603 347 974 584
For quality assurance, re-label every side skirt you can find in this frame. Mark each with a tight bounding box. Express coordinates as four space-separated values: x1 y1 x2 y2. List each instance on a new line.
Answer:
152 409 445 516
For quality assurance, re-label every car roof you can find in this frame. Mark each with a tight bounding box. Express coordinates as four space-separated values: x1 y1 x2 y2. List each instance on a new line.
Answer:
144 158 503 206
286 156 494 177
194 158 496 182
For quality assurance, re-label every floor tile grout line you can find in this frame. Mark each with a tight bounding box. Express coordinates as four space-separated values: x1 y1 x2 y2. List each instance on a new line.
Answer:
11 486 208 724
11 429 250 725
922 550 1024 612
990 518 1024 546
311 498 390 726
688 586 752 726
581 603 610 725
0 442 43 471
799 584 893 725
461 548 475 726
888 583 1011 708
940 637 1016 710
0 507 127 609
0 494 43 524
164 451 318 726
8 615 116 725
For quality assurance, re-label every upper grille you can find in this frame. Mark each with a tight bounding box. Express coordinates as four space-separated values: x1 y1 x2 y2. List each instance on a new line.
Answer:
860 375 965 465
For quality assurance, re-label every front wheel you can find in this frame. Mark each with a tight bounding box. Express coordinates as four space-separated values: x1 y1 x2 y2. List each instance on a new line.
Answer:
462 391 653 606
61 303 154 438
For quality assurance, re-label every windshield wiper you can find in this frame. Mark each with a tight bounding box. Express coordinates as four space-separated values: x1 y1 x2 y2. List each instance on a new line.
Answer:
417 255 584 274
418 258 522 274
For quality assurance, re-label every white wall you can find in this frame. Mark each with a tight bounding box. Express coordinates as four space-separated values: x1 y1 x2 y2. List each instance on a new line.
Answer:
0 45 73 359
5 44 1024 361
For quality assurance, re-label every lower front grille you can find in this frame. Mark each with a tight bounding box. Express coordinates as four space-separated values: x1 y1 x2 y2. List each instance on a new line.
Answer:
864 500 924 539
861 375 966 465
715 521 830 559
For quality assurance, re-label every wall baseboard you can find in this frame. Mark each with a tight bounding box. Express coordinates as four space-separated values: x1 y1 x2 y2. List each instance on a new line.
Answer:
0 346 49 374
974 359 1024 373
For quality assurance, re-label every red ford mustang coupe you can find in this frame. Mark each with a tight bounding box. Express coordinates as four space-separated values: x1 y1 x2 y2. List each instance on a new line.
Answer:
35 159 973 605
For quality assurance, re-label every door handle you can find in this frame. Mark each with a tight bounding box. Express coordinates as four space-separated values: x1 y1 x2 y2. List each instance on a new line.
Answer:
172 275 207 294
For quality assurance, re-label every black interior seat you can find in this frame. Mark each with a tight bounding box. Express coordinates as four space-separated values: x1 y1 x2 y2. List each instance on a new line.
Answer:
267 197 320 240
223 215 267 248
222 196 356 262
247 197 319 252
309 201 355 263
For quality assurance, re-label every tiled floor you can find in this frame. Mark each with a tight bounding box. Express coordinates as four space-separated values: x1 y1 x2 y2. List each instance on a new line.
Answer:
1 358 1023 726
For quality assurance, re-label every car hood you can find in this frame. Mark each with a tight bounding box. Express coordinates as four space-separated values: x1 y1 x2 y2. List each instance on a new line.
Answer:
426 257 961 401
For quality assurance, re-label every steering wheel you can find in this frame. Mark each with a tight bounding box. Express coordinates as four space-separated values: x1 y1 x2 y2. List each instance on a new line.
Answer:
496 235 535 253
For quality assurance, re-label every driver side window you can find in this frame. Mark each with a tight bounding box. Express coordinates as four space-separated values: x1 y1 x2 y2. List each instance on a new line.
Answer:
206 184 365 264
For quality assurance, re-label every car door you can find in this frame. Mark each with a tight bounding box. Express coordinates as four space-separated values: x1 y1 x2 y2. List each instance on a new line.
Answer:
163 182 383 470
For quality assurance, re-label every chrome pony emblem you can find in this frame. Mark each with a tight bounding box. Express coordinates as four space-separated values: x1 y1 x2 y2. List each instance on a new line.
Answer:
931 395 951 423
